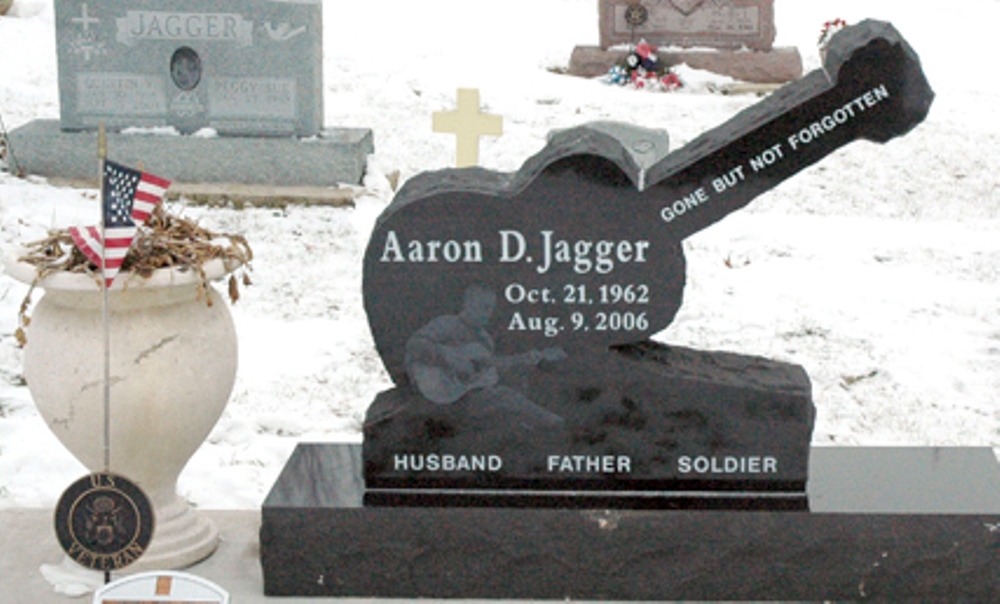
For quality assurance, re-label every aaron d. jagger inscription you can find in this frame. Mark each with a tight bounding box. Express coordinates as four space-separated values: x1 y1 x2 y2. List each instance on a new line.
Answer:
379 229 652 275
362 21 933 503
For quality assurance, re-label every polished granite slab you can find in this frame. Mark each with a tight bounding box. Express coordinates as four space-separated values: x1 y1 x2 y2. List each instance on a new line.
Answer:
261 444 1000 599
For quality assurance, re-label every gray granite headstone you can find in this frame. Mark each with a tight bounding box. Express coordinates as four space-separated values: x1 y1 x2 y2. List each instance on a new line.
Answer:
12 0 372 186
55 0 323 137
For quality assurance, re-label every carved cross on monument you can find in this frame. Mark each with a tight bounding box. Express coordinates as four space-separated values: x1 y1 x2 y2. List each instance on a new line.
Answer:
433 88 503 168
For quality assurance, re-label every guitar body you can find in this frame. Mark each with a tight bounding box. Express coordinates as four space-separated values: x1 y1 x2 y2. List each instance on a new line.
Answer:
365 130 688 386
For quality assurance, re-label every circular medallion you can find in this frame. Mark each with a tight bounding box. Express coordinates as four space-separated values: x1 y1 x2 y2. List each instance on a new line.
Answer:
625 3 649 28
170 46 203 91
54 473 154 572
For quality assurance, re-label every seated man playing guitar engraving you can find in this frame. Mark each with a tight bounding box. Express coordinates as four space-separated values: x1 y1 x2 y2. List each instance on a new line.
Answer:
404 284 565 427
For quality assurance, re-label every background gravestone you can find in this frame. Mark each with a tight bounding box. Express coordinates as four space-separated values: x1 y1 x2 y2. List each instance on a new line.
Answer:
571 0 803 84
600 0 777 50
9 0 373 186
56 0 322 137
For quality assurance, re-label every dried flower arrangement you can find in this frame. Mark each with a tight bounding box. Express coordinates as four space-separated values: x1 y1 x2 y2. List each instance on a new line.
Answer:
14 205 253 346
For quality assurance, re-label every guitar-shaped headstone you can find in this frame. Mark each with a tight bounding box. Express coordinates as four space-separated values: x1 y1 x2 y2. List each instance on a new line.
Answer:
364 20 933 397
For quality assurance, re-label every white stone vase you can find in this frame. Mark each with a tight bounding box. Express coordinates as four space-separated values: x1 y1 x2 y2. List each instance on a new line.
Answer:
6 256 239 572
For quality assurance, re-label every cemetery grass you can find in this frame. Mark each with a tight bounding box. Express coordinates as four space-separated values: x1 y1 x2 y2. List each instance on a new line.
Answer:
0 0 998 510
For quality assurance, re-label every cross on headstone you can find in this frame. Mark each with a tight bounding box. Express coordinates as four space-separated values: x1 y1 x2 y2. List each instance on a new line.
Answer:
433 88 503 168
71 3 101 32
69 2 104 61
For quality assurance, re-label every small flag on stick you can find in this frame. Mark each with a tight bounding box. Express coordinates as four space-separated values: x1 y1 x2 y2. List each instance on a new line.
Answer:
69 160 171 288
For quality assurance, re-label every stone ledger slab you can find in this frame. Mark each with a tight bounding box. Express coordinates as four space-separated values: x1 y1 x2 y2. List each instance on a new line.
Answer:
261 444 1000 600
8 119 373 186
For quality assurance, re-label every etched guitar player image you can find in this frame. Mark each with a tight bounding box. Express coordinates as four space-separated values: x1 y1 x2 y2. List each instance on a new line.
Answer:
384 284 570 476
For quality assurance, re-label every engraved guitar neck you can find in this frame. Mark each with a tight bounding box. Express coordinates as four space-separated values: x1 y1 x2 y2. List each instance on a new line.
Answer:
644 19 934 243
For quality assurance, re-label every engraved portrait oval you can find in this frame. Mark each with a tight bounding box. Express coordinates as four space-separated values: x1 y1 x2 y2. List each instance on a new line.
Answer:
170 46 203 91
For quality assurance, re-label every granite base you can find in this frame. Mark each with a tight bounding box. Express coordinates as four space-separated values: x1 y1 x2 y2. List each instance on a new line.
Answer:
9 119 373 186
569 45 804 84
364 342 815 504
261 444 1000 600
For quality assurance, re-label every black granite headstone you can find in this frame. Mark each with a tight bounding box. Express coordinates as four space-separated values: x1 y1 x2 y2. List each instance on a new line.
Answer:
361 20 933 505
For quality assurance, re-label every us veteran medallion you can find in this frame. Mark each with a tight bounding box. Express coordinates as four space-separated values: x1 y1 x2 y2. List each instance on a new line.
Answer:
54 472 154 571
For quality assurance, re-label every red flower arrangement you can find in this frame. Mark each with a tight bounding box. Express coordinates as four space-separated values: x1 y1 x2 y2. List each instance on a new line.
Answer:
606 39 683 92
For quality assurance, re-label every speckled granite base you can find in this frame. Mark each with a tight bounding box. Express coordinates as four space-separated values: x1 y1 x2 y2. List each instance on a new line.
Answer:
261 444 1000 600
9 120 372 186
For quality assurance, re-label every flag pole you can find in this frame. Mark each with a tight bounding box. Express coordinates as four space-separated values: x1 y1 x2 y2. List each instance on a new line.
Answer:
98 125 113 586
98 124 110 476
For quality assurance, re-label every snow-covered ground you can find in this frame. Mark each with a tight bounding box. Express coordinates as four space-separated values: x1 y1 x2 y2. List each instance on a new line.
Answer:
0 0 997 510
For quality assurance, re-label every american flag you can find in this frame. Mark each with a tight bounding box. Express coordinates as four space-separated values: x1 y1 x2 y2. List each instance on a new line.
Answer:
69 160 171 288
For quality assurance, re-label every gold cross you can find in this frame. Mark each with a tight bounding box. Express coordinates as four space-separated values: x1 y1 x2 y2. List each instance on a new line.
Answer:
433 88 503 168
